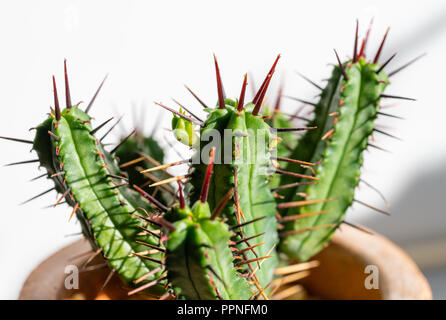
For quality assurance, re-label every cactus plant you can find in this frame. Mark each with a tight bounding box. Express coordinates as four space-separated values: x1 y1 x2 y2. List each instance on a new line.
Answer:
277 22 419 261
156 55 317 291
1 62 167 295
0 21 422 300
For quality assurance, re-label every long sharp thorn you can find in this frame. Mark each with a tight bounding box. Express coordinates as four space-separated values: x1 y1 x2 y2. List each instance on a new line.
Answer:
140 159 189 174
274 126 317 132
353 19 359 63
210 188 234 220
377 111 404 120
119 156 145 169
248 243 276 281
135 213 176 232
0 136 33 144
274 261 320 276
360 179 391 210
275 168 319 181
376 53 397 74
85 75 108 114
271 271 310 288
68 203 79 221
128 276 167 296
367 143 391 153
373 128 402 141
155 102 204 127
252 74 272 115
213 54 226 109
283 95 317 107
135 241 166 253
135 254 164 265
295 71 323 91
273 157 314 166
54 187 72 207
237 74 248 111
101 269 115 290
64 59 72 108
354 198 390 216
229 216 266 231
232 232 265 246
271 181 317 192
90 117 114 135
342 220 374 235
177 180 185 209
133 266 163 284
253 54 281 105
47 131 59 141
133 185 168 212
107 173 128 181
388 53 426 77
172 98 203 122
380 94 416 101
333 49 348 81
373 27 390 63
235 255 273 267
149 174 189 188
136 225 161 239
110 182 128 189
200 147 215 203
82 248 103 268
136 152 174 175
42 201 66 209
5 159 39 167
30 173 47 181
277 198 336 209
100 115 123 141
52 76 61 120
110 129 136 154
20 187 55 205
237 242 264 254
206 265 226 287
184 85 209 108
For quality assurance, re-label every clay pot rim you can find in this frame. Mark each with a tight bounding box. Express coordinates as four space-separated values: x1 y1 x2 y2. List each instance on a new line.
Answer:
19 225 432 300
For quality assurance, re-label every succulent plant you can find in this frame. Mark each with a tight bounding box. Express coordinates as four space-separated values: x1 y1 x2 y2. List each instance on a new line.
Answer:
0 21 422 300
277 21 421 262
1 62 167 295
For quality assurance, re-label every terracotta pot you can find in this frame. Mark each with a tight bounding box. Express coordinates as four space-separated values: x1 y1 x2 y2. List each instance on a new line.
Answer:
19 224 432 300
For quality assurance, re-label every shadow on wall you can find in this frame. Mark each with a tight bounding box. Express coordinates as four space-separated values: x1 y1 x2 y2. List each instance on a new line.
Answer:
364 158 446 246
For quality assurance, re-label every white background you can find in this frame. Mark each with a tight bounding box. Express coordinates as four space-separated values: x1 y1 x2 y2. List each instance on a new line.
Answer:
0 0 445 299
